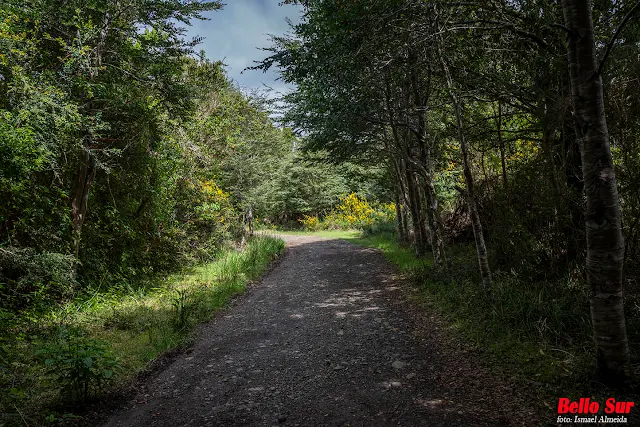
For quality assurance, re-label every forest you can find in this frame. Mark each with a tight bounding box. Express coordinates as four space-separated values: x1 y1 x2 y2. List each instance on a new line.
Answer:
2 0 640 425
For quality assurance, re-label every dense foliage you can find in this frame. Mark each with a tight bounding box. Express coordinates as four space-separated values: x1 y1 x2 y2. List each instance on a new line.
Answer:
1 0 222 310
0 0 384 317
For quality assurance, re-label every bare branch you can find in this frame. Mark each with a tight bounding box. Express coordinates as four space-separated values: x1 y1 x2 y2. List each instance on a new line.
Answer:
595 0 640 78
550 23 573 35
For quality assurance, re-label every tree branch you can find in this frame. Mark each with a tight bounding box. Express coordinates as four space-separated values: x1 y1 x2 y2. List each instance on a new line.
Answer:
550 23 573 35
595 1 640 78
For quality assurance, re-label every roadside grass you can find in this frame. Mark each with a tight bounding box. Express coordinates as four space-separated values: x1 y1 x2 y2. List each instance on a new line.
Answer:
350 232 429 273
0 236 284 426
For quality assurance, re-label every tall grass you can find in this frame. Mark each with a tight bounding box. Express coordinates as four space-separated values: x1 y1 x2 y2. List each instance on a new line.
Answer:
0 236 284 425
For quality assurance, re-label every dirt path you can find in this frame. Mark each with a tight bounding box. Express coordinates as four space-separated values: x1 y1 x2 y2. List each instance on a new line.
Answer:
103 235 531 426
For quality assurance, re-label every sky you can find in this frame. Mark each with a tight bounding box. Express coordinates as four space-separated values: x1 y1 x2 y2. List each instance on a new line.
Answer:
183 0 303 97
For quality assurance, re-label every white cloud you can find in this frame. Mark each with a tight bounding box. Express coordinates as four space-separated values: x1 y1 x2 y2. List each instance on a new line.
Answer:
184 0 302 96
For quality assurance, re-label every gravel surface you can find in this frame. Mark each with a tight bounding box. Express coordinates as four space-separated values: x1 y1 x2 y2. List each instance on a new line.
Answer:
103 235 534 426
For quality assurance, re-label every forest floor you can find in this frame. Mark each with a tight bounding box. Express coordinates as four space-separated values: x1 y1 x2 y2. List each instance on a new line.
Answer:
102 234 539 426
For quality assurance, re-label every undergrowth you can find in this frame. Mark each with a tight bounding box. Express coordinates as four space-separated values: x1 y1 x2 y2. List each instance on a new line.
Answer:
0 236 284 426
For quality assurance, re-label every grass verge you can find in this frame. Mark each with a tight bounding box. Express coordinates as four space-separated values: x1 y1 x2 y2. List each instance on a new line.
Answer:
0 235 284 426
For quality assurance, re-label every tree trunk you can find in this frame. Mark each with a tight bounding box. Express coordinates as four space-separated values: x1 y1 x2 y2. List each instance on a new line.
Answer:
402 157 428 257
562 0 630 381
385 134 411 245
399 150 428 255
435 21 491 285
421 148 448 268
383 77 429 256
394 187 408 243
497 101 507 188
396 164 411 245
71 148 96 259
439 67 491 284
408 60 447 267
391 158 409 244
454 95 492 286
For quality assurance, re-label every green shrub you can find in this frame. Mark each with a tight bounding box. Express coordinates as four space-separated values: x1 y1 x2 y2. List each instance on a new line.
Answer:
35 327 122 403
0 247 77 312
362 220 397 236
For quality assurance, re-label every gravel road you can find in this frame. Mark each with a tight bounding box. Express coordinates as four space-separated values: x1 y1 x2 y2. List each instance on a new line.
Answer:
103 235 531 426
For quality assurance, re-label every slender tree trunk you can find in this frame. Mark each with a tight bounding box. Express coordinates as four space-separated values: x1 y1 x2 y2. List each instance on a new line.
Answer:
395 158 411 243
68 8 114 263
394 186 407 243
562 0 630 381
412 169 429 257
391 157 409 243
409 61 447 267
398 157 418 245
453 95 492 286
497 101 507 188
385 134 410 245
434 17 491 284
399 148 426 254
405 164 428 257
383 77 429 256
71 148 96 259
421 148 448 268
398 182 411 244
438 56 492 284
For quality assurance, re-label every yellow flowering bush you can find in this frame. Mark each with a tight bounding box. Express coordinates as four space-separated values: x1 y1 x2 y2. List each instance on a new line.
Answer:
299 214 320 230
299 193 396 231
196 180 234 224
335 193 375 226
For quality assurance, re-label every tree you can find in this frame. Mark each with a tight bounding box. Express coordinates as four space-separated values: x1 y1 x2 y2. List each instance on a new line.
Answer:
561 0 631 381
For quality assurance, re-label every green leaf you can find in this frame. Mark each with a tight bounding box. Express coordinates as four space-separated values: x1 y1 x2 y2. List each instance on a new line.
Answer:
9 387 24 398
83 357 93 368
